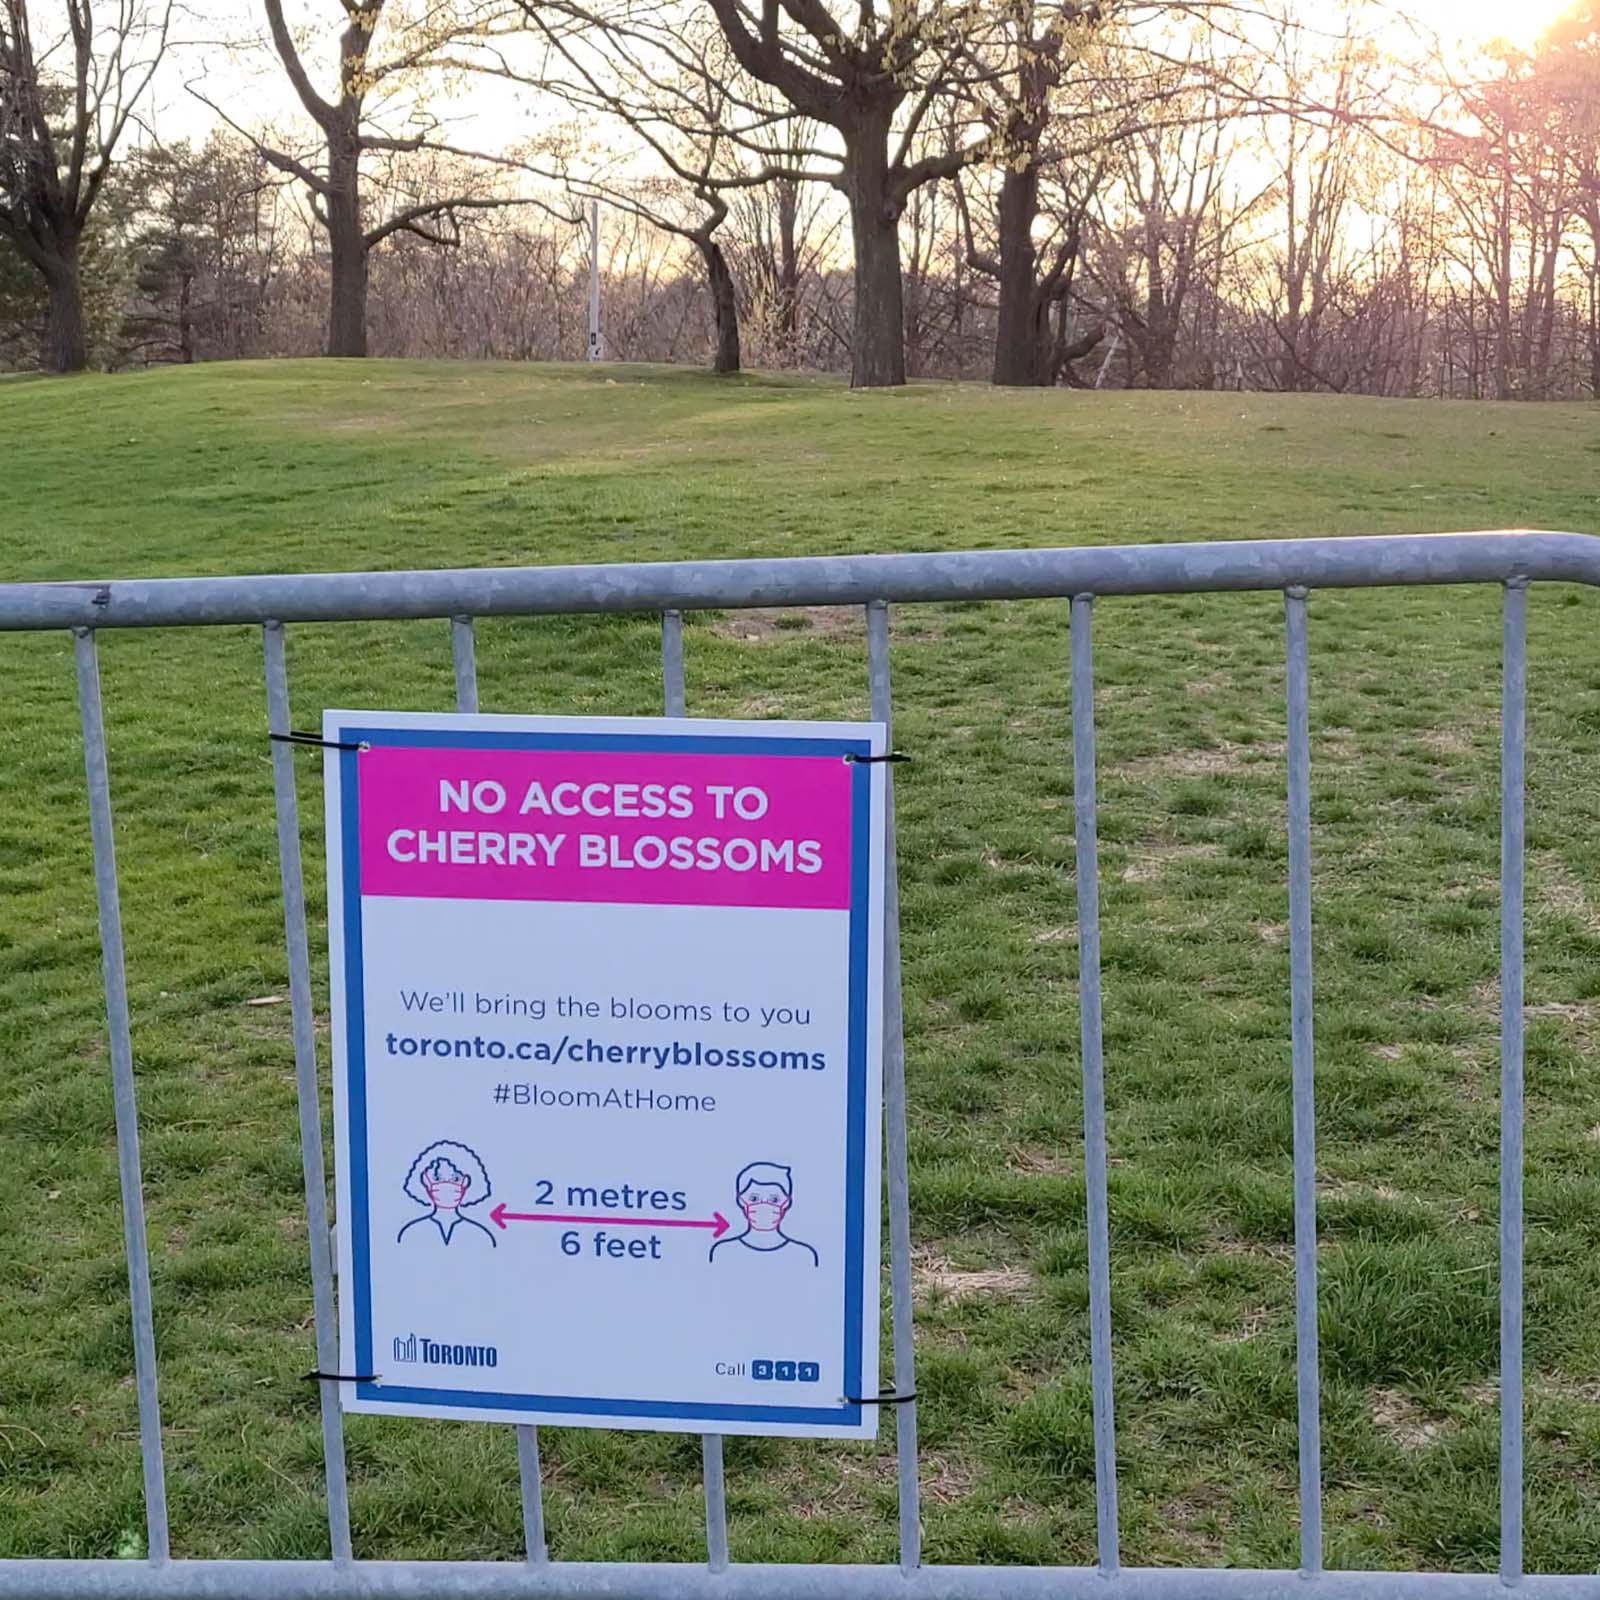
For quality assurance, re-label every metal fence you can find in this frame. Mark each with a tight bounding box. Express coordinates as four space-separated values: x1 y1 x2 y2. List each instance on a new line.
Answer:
2 529 1597 1600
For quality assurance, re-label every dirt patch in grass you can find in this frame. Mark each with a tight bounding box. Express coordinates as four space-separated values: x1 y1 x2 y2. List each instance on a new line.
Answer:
1121 840 1222 882
707 605 943 644
1418 727 1477 759
1529 1000 1600 1023
1473 977 1600 1031
1159 1487 1227 1558
1219 1303 1273 1342
779 1454 892 1520
1531 850 1600 932
1320 1178 1405 1200
709 606 858 642
1206 1235 1294 1264
921 1453 981 1505
1533 1376 1600 1404
915 1253 1034 1304
1007 1147 1072 1175
1372 1389 1449 1450
1114 741 1282 781
1444 876 1498 899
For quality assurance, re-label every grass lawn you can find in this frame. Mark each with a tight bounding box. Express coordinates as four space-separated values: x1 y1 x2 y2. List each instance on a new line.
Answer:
3 359 1600 1571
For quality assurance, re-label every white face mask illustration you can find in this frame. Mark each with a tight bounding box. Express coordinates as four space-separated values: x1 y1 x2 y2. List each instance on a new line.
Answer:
739 1189 790 1232
423 1169 470 1210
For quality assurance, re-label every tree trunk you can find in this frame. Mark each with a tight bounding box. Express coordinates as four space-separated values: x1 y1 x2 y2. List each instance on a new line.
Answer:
1278 289 1303 391
698 235 741 375
42 239 88 374
1046 315 1105 387
1141 225 1176 389
776 179 800 363
1494 162 1512 400
1145 325 1177 389
178 269 195 364
1531 224 1559 400
1588 216 1600 399
326 133 369 358
843 119 905 389
992 162 1049 386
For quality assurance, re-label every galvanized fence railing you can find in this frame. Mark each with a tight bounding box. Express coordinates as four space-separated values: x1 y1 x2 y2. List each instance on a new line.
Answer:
2 530 1597 1600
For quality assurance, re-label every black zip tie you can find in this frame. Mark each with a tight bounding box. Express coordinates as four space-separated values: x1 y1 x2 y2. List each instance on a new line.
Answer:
843 1390 917 1405
304 1370 379 1383
271 731 370 753
844 751 910 764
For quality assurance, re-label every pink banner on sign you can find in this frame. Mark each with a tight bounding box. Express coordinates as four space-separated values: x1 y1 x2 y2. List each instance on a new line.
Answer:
358 745 855 910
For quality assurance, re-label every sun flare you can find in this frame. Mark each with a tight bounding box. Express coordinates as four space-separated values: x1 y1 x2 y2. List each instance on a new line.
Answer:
1389 0 1583 51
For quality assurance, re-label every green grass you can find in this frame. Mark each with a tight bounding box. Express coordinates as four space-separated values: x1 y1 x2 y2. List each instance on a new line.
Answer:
3 359 1600 1571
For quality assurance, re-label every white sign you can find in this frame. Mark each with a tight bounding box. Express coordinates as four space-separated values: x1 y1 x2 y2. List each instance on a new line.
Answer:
324 711 886 1437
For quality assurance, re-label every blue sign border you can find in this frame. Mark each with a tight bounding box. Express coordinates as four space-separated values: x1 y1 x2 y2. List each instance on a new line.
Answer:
337 725 873 1428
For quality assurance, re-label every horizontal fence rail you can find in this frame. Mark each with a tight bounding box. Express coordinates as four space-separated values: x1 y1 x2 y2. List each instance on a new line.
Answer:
7 1564 1600 1600
0 530 1596 629
2 530 1594 1600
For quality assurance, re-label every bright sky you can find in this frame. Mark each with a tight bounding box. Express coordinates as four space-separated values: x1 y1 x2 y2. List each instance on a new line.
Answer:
1399 0 1576 49
146 0 1586 156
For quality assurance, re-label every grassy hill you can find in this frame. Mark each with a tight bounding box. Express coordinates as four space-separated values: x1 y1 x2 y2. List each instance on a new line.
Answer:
3 360 1600 1571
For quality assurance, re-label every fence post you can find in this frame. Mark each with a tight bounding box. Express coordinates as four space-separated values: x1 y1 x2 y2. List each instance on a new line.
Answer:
660 606 730 1573
445 614 550 1564
262 621 354 1562
1284 587 1322 1575
1499 578 1528 1586
74 627 171 1566
866 600 922 1574
1069 594 1119 1574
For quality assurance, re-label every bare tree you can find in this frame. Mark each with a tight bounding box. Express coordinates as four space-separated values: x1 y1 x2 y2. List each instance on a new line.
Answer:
1527 3 1600 393
122 134 290 364
1088 55 1265 388
680 0 1007 386
1431 55 1557 398
0 0 173 370
569 174 741 371
947 0 1115 385
492 0 980 384
724 114 836 366
196 0 525 356
497 11 760 372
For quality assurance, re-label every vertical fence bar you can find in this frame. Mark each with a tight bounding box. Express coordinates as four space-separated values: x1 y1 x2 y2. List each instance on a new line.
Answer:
1284 588 1323 1576
1500 578 1528 1587
262 622 353 1563
73 626 171 1566
660 608 729 1572
866 599 922 1574
451 616 479 715
515 1427 548 1564
702 1440 730 1573
1069 594 1120 1575
445 616 549 1564
662 609 686 717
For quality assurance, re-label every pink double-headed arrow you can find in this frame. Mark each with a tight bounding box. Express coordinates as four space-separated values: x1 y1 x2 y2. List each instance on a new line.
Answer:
490 1202 731 1237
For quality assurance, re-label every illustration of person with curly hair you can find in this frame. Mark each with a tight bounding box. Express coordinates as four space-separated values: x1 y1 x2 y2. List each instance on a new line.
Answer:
398 1140 496 1247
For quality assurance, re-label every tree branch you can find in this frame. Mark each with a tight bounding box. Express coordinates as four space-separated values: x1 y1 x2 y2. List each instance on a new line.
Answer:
263 0 336 127
364 193 533 249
